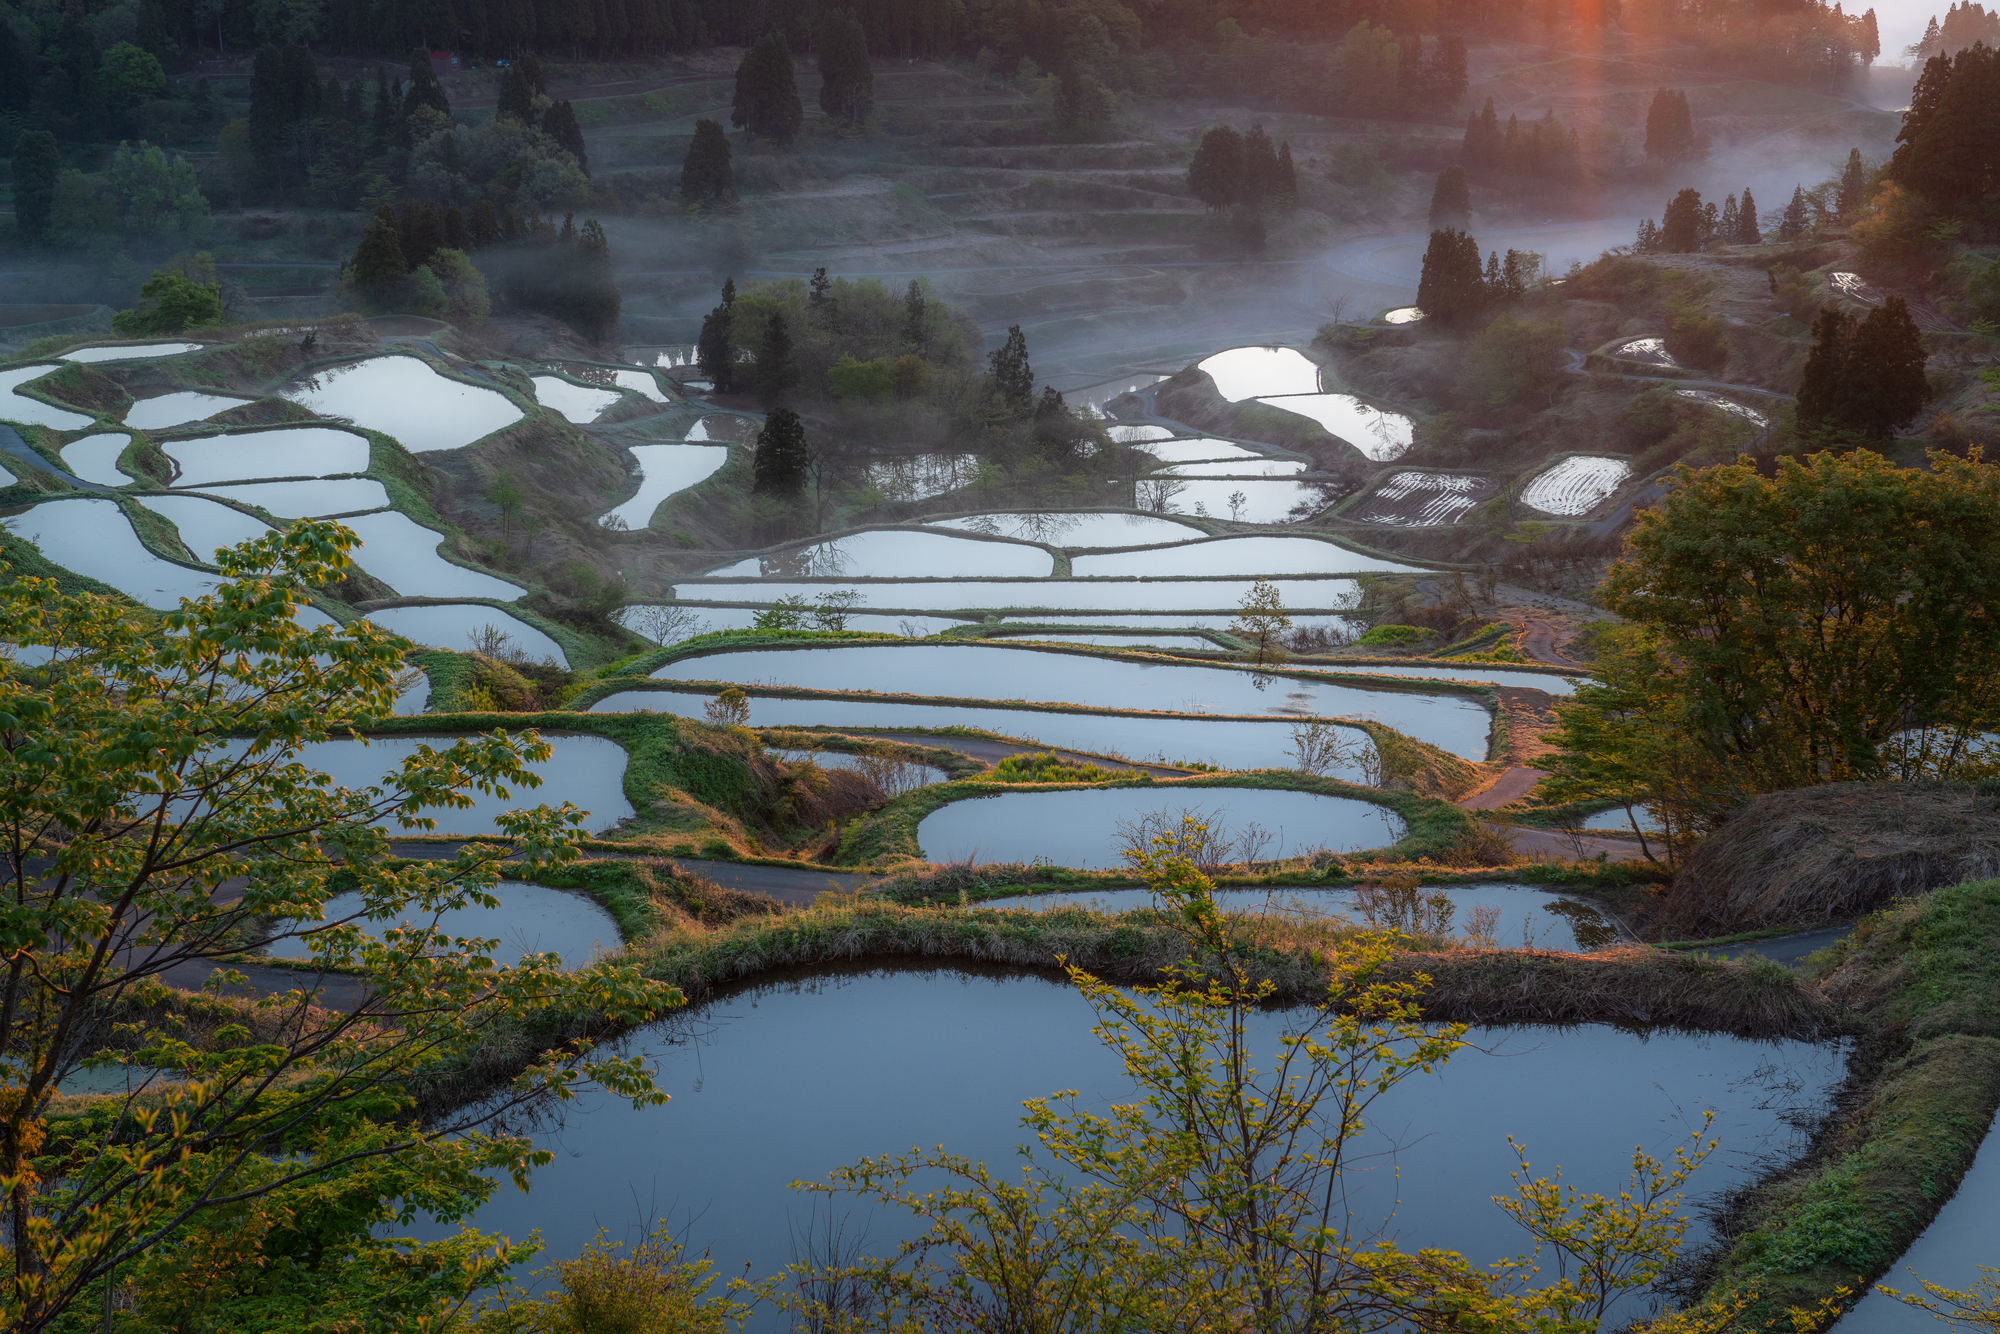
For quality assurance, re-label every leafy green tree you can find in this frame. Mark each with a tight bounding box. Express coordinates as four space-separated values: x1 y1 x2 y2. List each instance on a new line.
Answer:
1186 124 1243 210
112 270 224 335
1547 449 2000 831
107 141 210 242
1458 312 1566 406
816 8 874 128
0 523 675 1334
1643 86 1696 162
1428 163 1471 229
680 117 735 202
755 309 799 407
1415 227 1487 328
752 407 811 497
1230 578 1291 665
10 131 60 244
731 31 803 145
99 41 167 126
988 323 1034 417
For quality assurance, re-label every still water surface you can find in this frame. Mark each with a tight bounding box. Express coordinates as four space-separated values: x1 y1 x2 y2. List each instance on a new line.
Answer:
265 881 619 970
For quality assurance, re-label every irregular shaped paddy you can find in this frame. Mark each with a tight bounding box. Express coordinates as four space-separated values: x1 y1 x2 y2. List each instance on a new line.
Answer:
1675 388 1770 427
1837 1127 2000 1332
1381 306 1425 324
1130 437 1265 463
707 529 1053 580
651 644 1491 758
614 606 966 640
599 444 728 531
669 577 1361 614
770 749 947 793
124 391 252 430
340 511 522 601
531 375 622 423
5 498 216 607
1351 471 1496 525
1159 458 1306 478
164 427 372 486
0 365 94 430
549 364 671 403
1198 346 1321 400
60 433 134 486
1066 373 1168 416
265 881 618 970
1256 393 1414 461
365 604 569 667
863 452 977 501
194 477 392 516
137 495 274 563
1004 632 1218 650
282 357 523 452
62 342 202 363
1161 478 1330 524
920 786 1402 868
685 414 757 442
1521 456 1633 516
0 461 14 486
932 510 1206 547
1069 536 1431 578
1108 423 1176 442
590 690 1365 773
1613 337 1678 366
1315 662 1581 695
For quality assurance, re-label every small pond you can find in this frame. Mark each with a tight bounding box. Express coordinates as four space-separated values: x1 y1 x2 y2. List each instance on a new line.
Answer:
137 495 274 564
341 511 523 601
1131 437 1264 463
919 786 1403 867
123 390 251 430
769 749 947 794
422 965 1841 1323
164 427 372 487
707 529 1053 580
599 444 728 531
932 510 1206 547
863 453 978 502
1160 457 1307 478
651 644 1491 760
1069 536 1431 579
365 604 569 667
1161 478 1331 524
1198 346 1321 400
195 477 392 516
981 881 1622 951
264 881 620 970
222 733 633 835
62 342 202 363
282 357 523 453
1521 457 1633 516
668 576 1363 615
60 433 134 486
0 365 94 430
591 690 1366 775
1256 393 1414 461
531 375 621 424
5 498 217 607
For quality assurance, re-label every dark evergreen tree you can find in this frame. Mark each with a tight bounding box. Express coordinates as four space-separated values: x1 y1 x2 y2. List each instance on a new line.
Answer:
680 117 735 202
1273 141 1298 207
351 206 409 301
497 63 537 122
1461 97 1502 169
1428 164 1471 230
399 201 445 270
752 408 811 498
369 65 394 151
0 24 34 120
1186 124 1244 210
1426 34 1468 104
1837 148 1869 218
1415 228 1487 327
544 99 589 173
469 198 500 247
1846 296 1933 436
519 53 548 95
403 48 451 118
732 31 803 145
1778 185 1811 240
1659 187 1704 252
1896 45 2000 205
808 266 836 325
1643 87 1696 162
1738 188 1761 243
1241 123 1280 208
444 204 470 252
989 324 1034 417
756 310 798 406
1719 194 1740 244
1635 218 1660 252
1052 58 1114 132
568 219 622 343
697 281 736 394
901 280 928 354
11 132 59 244
816 8 874 127
1797 305 1858 434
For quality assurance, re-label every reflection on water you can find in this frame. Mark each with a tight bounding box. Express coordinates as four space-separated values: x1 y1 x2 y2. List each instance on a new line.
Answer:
770 749 946 794
863 453 980 502
934 510 1206 547
706 529 1052 580
1198 346 1322 400
264 881 620 970
1255 393 1414 462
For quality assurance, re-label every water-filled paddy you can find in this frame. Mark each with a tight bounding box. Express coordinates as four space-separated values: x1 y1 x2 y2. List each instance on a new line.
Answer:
61 342 203 363
365 604 569 667
1108 423 1176 442
1675 388 1770 427
530 375 621 423
1006 631 1218 650
341 511 522 601
6 499 216 607
669 576 1361 614
1165 478 1328 523
770 749 947 793
1067 373 1168 416
1133 438 1267 465
685 414 757 442
195 477 392 516
1256 393 1414 461
920 786 1403 867
0 461 14 486
1159 457 1306 478
123 390 251 430
60 433 133 486
1614 337 1677 366
590 690 1364 773
0 365 94 429
1382 306 1424 324
1314 662 1582 695
981 882 1622 950
1069 536 1430 578
707 529 1053 580
932 510 1206 547
282 357 523 452
650 644 1491 758
137 495 273 563
1583 805 1662 833
599 444 728 530
614 606 965 641
1352 470 1495 525
1521 456 1633 516
265 881 619 970
164 427 371 486
427 966 1840 1319
863 452 977 501
1836 1123 2000 1332
1010 610 1362 635
1198 346 1321 399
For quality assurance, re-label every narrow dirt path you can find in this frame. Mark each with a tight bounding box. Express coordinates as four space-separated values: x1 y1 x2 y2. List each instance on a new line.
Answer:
1520 619 1583 668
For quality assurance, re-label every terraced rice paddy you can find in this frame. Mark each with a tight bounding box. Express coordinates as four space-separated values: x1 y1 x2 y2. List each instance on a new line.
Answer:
281 356 522 452
1130 437 1264 463
667 576 1362 614
60 433 135 486
1067 536 1430 578
932 510 1207 546
706 529 1055 579
530 374 622 423
1613 337 1677 366
4 498 217 606
364 604 569 667
137 494 275 563
1159 457 1307 477
266 881 620 970
0 365 94 429
863 452 979 501
339 511 523 601
193 477 393 515
1255 393 1414 461
123 391 252 430
163 427 372 486
1520 456 1633 516
60 342 203 363
1197 346 1322 399
599 444 729 530
1350 470 1497 525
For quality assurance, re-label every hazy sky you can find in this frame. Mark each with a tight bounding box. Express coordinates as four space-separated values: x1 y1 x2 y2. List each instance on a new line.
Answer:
1871 0 1937 61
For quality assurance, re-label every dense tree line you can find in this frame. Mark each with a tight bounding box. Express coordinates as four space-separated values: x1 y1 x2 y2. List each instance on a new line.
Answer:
1887 43 2000 220
1415 227 1544 326
1186 122 1297 211
1910 2 1999 59
1796 294 1932 438
1459 99 1583 183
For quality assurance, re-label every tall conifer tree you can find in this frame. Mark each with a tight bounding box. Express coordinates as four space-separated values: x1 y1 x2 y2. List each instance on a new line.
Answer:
680 118 735 202
816 8 874 127
732 31 803 145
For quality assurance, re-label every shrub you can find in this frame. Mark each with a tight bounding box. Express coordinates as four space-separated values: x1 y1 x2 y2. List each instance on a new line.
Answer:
1356 624 1430 646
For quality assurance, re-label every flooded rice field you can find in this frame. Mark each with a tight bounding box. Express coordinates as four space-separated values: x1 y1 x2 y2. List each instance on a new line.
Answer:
123 390 251 430
1675 388 1771 427
5 498 216 606
364 604 568 667
1163 478 1332 523
769 748 948 793
530 374 622 423
137 494 273 563
1129 436 1265 463
1067 535 1430 578
599 444 728 530
1255 393 1414 461
862 452 978 501
427 966 1841 1325
706 529 1055 579
932 510 1207 546
667 576 1364 614
1158 457 1307 477
60 433 134 486
265 881 620 970
1 365 94 429
340 511 522 600
1198 346 1322 399
282 356 522 452
193 477 392 516
163 426 372 486
918 786 1403 867
61 342 203 363
648 644 1491 758
684 414 758 442
1351 470 1498 525
1520 456 1634 516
